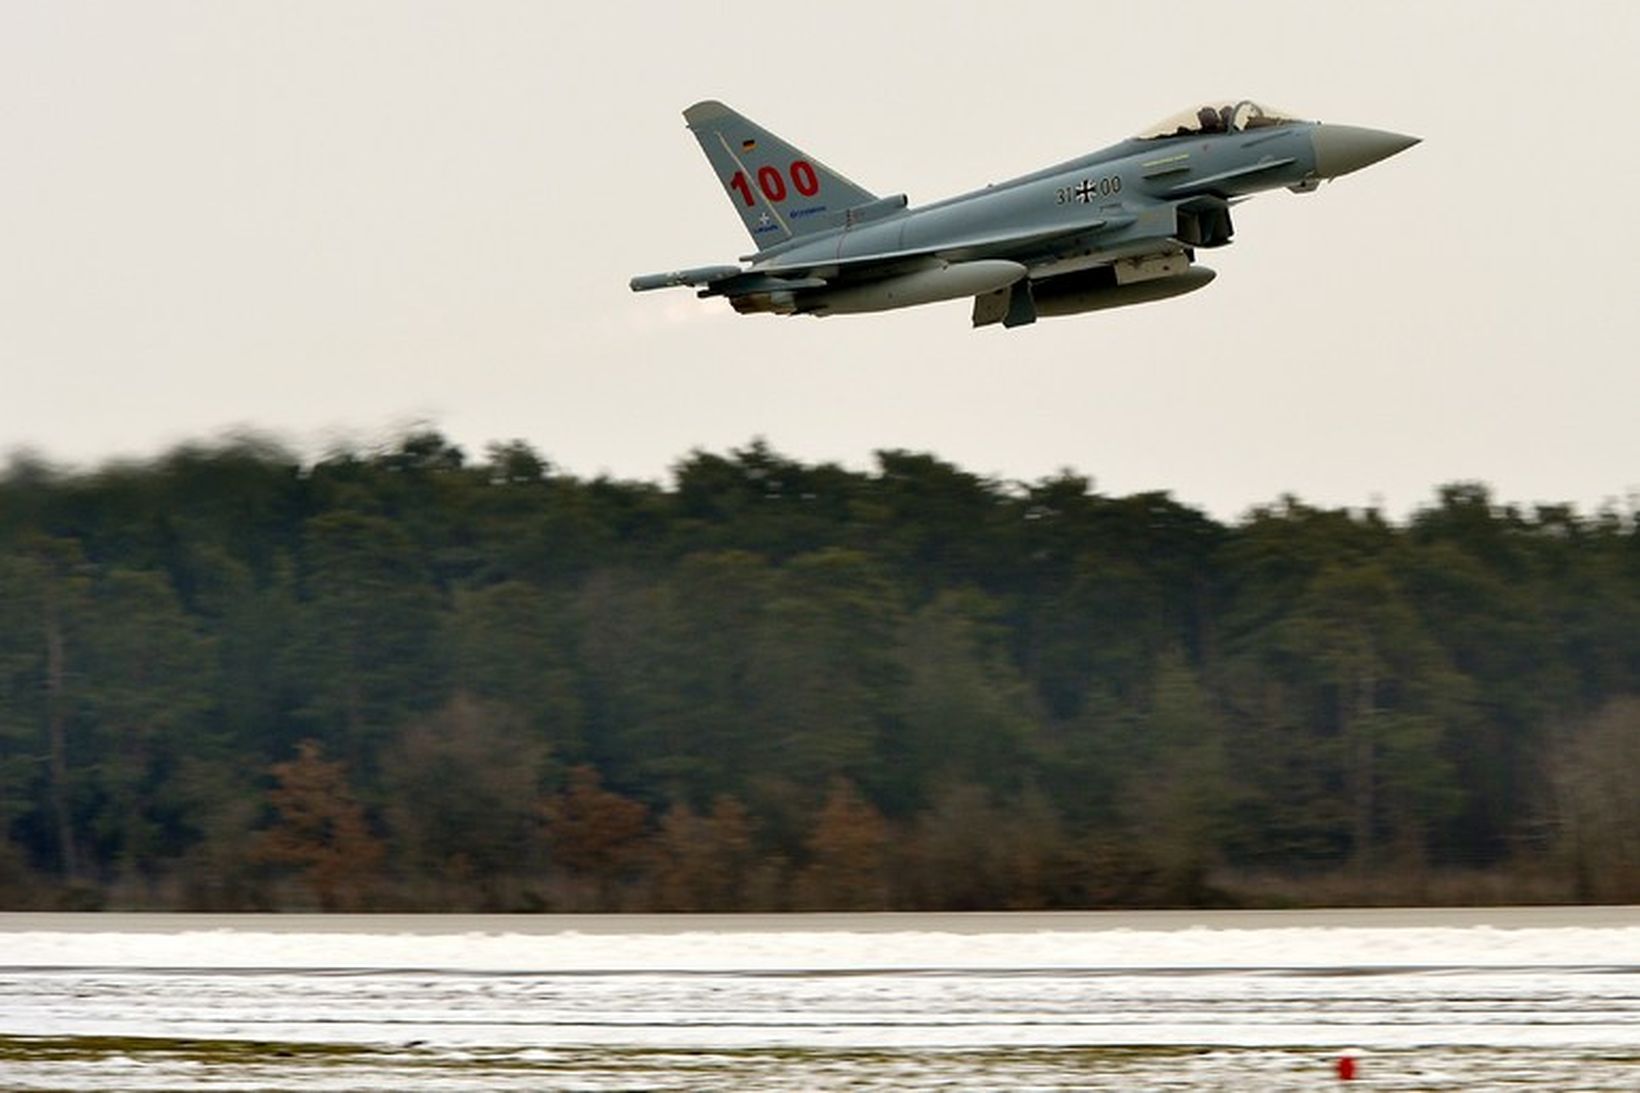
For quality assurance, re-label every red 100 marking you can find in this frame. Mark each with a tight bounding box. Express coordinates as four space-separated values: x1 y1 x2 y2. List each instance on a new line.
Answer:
790 160 819 196
756 165 787 202
728 160 821 206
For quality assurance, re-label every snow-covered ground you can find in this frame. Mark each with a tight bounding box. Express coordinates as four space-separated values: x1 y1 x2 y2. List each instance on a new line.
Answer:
1 909 1636 1089
5 906 1638 974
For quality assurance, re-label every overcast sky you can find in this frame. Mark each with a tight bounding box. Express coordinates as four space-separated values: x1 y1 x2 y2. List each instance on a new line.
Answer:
3 1 1636 520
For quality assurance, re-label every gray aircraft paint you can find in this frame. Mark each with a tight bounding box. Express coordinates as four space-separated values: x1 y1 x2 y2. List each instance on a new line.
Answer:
632 101 1417 329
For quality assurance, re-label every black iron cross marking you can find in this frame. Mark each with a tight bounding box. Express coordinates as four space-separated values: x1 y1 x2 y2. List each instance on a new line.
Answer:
1074 179 1097 203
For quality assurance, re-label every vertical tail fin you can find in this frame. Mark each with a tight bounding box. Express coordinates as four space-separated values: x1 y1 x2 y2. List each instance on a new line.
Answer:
684 100 878 251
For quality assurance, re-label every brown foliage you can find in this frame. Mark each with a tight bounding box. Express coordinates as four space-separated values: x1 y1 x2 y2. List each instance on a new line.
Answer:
649 795 762 910
541 765 649 891
257 740 384 910
796 778 891 910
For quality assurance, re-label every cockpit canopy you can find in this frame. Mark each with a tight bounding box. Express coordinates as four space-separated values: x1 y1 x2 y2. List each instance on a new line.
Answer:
1136 101 1305 140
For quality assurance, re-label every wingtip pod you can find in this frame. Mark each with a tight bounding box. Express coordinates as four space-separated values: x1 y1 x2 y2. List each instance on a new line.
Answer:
630 264 743 293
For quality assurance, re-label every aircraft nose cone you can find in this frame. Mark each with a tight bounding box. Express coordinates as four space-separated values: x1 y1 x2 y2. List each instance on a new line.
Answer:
1311 124 1420 179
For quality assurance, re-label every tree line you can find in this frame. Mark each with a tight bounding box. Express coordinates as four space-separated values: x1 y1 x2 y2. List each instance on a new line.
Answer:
0 433 1635 910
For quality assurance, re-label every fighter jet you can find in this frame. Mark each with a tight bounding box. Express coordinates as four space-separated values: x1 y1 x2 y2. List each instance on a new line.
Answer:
630 100 1417 329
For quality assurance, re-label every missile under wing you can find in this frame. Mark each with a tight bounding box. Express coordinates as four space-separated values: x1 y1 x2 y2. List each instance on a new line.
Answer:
630 100 1417 329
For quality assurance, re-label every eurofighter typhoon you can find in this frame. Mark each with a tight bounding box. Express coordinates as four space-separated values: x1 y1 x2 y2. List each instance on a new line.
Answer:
630 100 1417 328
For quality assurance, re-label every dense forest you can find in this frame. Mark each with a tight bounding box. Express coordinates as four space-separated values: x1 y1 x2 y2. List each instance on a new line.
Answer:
0 432 1635 911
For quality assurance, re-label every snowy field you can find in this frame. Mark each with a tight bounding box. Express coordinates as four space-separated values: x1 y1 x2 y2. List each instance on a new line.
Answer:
1 908 1636 1089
